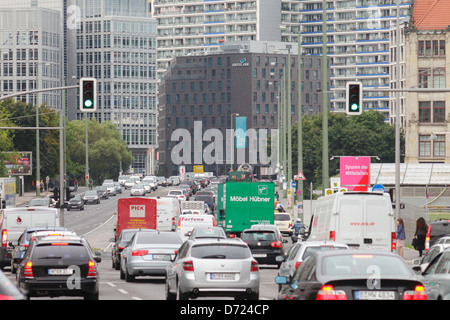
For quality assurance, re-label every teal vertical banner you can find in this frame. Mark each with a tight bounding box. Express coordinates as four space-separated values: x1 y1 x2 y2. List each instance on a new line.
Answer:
235 116 247 149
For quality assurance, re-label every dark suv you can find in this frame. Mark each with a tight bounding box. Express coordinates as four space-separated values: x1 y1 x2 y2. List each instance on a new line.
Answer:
16 236 102 300
426 219 450 250
241 228 287 267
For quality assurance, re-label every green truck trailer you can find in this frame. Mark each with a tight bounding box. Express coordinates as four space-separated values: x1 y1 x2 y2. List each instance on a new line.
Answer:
217 181 275 237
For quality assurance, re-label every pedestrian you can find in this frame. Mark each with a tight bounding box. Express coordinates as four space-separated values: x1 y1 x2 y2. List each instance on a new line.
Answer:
89 178 93 190
275 191 279 201
396 218 406 257
414 217 428 257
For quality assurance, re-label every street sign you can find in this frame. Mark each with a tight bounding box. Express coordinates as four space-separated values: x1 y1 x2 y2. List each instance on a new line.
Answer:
291 181 296 189
371 184 385 193
296 189 302 195
294 170 306 180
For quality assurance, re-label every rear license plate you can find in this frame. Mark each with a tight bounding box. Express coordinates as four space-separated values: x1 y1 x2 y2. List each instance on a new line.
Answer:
152 254 165 260
356 291 395 300
253 254 267 258
210 273 236 280
48 269 74 275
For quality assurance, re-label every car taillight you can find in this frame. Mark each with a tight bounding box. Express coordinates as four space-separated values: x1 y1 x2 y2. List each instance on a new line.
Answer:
251 260 259 272
329 231 335 241
87 260 97 278
1 229 6 247
316 285 347 300
289 221 292 229
271 241 282 248
391 232 397 252
425 225 431 251
295 261 301 269
183 260 194 271
24 261 34 279
403 285 427 300
132 250 149 256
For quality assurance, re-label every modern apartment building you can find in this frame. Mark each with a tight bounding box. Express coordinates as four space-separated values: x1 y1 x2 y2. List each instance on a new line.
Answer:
158 41 330 176
152 0 281 76
0 6 62 110
404 0 450 163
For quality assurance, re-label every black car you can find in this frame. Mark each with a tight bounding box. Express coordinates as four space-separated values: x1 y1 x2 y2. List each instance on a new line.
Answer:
94 186 109 200
241 228 287 267
67 194 84 211
426 219 450 249
276 250 427 300
16 236 102 300
194 195 214 212
110 229 157 270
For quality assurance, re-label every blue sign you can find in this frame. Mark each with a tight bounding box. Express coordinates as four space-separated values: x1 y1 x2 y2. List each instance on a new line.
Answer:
235 116 247 149
291 181 296 189
371 184 385 193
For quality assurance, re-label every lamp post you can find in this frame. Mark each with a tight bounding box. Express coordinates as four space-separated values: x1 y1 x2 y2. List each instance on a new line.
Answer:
297 31 303 207
322 0 329 193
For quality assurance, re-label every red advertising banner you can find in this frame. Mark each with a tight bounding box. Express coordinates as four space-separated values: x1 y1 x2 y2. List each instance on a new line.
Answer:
340 156 370 191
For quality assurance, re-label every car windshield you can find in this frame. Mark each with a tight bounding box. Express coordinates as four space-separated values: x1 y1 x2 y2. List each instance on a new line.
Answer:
136 233 182 244
72 195 82 200
120 231 137 241
33 243 89 261
29 199 48 206
322 254 412 277
195 196 212 202
104 183 114 188
192 228 225 237
242 231 276 241
274 214 291 221
191 244 251 259
169 191 182 195
85 191 97 196
132 185 143 189
302 246 348 260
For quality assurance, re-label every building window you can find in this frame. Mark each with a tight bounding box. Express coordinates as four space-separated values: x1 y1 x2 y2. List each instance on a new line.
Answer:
419 101 431 123
433 135 445 157
419 135 431 157
418 69 430 88
433 101 445 123
419 134 446 157
418 40 446 56
433 68 445 88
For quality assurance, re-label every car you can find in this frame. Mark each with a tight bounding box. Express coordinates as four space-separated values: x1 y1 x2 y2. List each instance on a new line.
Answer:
16 236 102 300
250 224 283 242
274 212 293 236
94 186 109 199
275 250 428 300
124 178 138 190
277 241 349 278
241 228 287 267
156 176 167 186
9 227 68 274
142 177 157 191
169 176 181 185
27 197 52 207
187 226 227 240
67 194 85 211
165 238 260 300
167 189 187 201
120 231 183 282
0 269 25 300
412 241 450 273
102 183 117 196
83 190 100 204
166 177 174 186
118 175 131 186
193 195 214 211
130 184 145 196
110 229 157 270
417 248 450 300
140 181 152 194
426 219 450 250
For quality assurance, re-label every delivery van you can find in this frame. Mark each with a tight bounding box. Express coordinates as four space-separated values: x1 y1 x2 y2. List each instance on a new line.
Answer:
115 197 157 241
150 197 181 232
0 207 60 270
308 192 396 252
176 214 216 241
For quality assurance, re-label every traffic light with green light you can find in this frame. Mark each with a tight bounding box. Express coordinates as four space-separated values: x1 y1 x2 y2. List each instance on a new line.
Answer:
80 78 97 112
346 82 363 115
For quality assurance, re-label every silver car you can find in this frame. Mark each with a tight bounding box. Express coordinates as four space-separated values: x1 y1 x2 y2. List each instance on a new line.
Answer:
165 238 260 300
120 231 183 282
83 190 100 204
130 184 145 196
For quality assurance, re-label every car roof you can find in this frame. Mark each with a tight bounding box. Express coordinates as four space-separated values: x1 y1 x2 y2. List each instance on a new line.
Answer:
314 249 399 259
189 237 245 245
296 241 349 248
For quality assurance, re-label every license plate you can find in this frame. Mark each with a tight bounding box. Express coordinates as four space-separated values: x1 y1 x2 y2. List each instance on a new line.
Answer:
152 254 165 260
356 291 395 300
48 269 74 275
210 273 236 280
253 254 267 258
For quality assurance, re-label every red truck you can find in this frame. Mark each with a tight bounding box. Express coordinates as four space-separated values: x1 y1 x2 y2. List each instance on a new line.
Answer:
115 197 157 240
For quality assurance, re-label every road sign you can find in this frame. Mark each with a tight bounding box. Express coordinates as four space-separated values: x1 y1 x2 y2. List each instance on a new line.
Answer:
294 170 306 180
296 189 302 195
291 181 296 189
371 184 385 193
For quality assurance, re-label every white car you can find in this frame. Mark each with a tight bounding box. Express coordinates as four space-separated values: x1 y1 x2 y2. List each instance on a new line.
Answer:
167 189 186 201
130 184 145 196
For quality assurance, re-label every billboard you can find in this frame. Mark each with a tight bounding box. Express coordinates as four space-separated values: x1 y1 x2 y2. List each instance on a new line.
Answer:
340 156 370 191
3 151 32 176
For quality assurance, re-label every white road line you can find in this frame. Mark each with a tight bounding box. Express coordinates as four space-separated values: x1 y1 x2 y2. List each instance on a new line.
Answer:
118 289 128 295
106 282 116 288
132 297 143 300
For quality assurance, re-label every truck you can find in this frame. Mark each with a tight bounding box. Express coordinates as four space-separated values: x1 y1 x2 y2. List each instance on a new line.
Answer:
217 181 275 237
149 197 181 231
0 207 60 270
115 197 157 241
180 201 206 215
0 178 16 208
307 191 397 252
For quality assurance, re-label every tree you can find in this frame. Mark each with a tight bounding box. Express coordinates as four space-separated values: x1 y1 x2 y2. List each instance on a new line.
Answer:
66 118 133 184
0 101 16 177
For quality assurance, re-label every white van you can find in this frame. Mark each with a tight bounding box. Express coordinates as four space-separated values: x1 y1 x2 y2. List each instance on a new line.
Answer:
150 197 181 232
176 214 216 241
0 207 60 269
308 192 396 252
